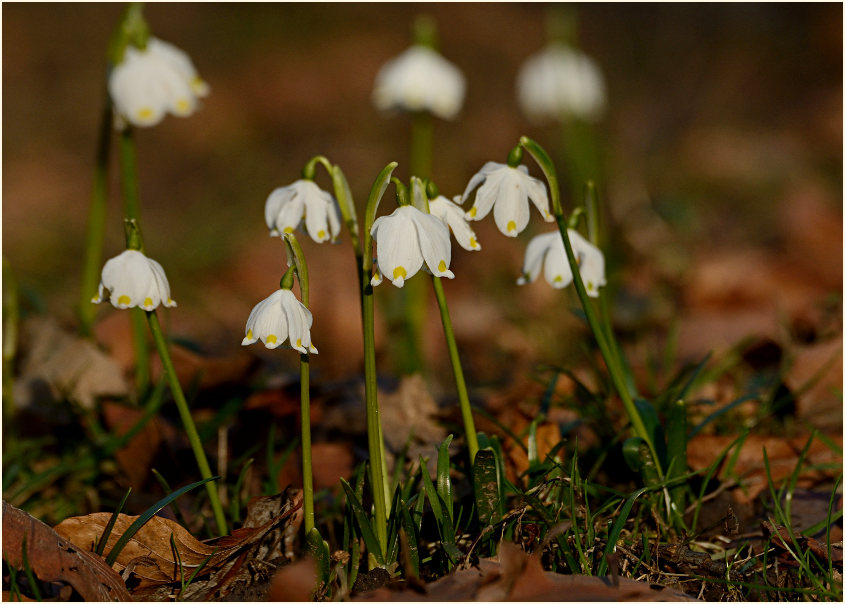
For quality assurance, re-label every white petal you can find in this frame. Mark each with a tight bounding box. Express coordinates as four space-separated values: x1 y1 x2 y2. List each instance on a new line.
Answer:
461 162 503 210
411 209 454 279
300 181 337 243
543 235 574 289
429 196 481 251
518 232 557 285
371 207 424 286
491 171 529 237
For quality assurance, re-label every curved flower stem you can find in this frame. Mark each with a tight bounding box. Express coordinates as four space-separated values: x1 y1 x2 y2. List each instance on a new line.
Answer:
431 276 479 462
79 92 113 337
146 310 227 536
520 136 661 476
118 127 150 396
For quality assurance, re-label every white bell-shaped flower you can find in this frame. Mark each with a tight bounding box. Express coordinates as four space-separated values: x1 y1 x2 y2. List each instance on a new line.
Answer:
92 249 177 310
428 195 481 251
371 205 454 288
109 37 209 128
462 162 553 237
265 180 342 244
242 289 317 354
372 45 466 120
516 43 607 123
517 230 606 296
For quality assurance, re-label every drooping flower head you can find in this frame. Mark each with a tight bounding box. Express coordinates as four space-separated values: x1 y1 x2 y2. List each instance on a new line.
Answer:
461 161 553 237
372 45 466 120
242 289 317 354
264 180 342 244
371 205 454 288
109 37 210 128
516 43 607 123
92 249 177 310
517 229 606 296
428 195 481 251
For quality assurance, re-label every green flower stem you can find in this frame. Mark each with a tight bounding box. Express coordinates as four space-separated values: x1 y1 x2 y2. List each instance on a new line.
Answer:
283 233 315 536
146 310 227 536
299 353 314 534
410 111 433 179
431 276 479 462
520 136 661 475
118 127 150 395
79 93 113 337
359 163 398 558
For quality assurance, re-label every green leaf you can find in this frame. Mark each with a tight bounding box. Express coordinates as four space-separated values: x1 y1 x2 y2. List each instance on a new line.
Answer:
399 501 420 577
472 448 501 526
436 435 454 522
665 398 688 521
386 486 403 565
306 527 331 586
340 478 384 566
96 488 132 556
419 456 455 544
105 476 219 566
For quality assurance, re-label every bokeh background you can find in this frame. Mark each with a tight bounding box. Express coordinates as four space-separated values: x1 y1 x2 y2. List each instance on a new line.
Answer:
3 3 842 396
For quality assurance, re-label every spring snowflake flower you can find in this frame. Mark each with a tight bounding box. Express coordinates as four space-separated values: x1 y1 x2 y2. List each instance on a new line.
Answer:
372 45 466 120
242 289 317 354
516 43 607 123
91 249 177 310
264 180 342 244
517 230 606 296
461 162 553 237
109 37 210 128
428 195 481 251
371 205 454 288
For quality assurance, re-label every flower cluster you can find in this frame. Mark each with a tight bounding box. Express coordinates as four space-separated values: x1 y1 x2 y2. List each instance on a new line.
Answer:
372 45 466 120
109 37 209 128
517 229 606 296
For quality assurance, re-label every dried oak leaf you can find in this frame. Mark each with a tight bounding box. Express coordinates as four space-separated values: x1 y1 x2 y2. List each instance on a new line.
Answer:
2 501 132 601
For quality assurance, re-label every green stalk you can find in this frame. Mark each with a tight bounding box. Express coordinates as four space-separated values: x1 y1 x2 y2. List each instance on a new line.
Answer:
283 233 315 535
431 276 478 462
520 136 661 476
360 163 398 557
118 127 150 396
146 311 227 536
79 93 113 336
410 111 433 180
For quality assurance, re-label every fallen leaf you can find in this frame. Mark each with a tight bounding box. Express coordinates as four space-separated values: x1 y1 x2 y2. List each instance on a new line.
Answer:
785 335 843 430
763 519 844 566
267 557 317 601
101 401 173 489
3 501 132 601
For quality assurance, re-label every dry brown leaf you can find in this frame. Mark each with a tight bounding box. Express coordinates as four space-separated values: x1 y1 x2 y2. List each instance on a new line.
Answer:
3 501 132 601
355 541 695 601
686 433 842 504
267 557 318 601
54 491 301 589
785 335 843 430
13 316 128 410
101 402 176 489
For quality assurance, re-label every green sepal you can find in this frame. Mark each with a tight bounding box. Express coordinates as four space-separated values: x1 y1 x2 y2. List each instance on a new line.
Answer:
123 218 144 252
282 233 310 307
279 265 296 291
107 3 150 66
392 177 409 207
409 176 429 212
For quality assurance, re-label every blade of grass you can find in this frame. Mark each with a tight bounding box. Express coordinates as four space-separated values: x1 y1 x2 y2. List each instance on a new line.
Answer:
104 476 219 566
436 435 454 522
340 477 384 567
96 488 132 556
230 458 254 525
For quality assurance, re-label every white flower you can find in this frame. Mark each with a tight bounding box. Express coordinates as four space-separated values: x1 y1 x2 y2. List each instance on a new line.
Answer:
516 43 607 123
372 45 466 120
428 195 481 251
109 37 209 128
517 230 606 296
370 205 454 288
242 289 317 354
264 180 342 243
461 162 553 237
91 249 177 310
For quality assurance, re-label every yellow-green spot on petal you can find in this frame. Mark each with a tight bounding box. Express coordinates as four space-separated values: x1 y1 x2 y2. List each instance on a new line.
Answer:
317 229 327 240
137 108 153 120
266 334 277 345
143 297 153 308
283 227 294 234
393 266 407 280
296 338 302 348
553 275 563 283
470 236 478 248
176 98 190 112
246 329 253 340
469 207 477 218
118 294 131 305
587 282 594 292
507 220 516 233
438 260 447 272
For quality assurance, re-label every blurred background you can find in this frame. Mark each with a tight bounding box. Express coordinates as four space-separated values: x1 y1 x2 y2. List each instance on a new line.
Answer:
3 3 842 393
